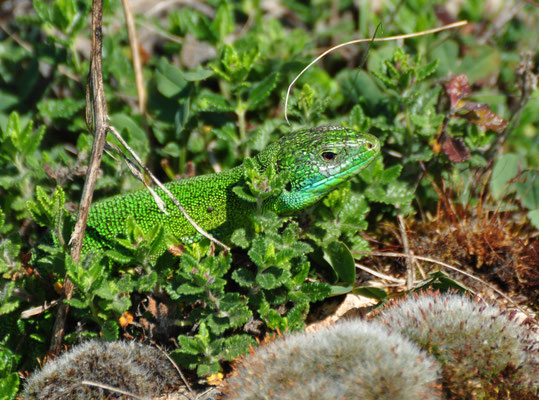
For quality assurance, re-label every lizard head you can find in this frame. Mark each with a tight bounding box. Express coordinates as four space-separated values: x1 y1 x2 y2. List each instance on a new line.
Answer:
264 126 380 214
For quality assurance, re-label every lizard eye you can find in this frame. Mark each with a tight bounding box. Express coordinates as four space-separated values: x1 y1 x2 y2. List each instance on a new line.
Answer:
322 151 337 161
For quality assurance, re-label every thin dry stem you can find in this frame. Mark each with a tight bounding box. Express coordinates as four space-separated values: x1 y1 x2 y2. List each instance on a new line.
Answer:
355 263 405 284
477 1 525 45
20 299 61 319
121 0 146 113
50 0 108 354
284 20 468 124
81 380 146 400
369 251 538 326
107 126 231 251
398 214 414 289
156 344 194 397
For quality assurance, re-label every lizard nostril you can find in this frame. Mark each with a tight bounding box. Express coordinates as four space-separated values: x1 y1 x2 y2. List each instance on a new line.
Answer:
366 143 373 150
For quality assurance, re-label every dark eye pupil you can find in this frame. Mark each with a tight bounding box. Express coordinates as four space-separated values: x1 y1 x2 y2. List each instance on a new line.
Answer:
322 152 336 161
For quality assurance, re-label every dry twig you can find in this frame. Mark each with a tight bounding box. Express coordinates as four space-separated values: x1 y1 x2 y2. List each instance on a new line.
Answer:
121 0 146 113
156 344 194 398
50 0 109 353
81 380 145 400
398 214 414 289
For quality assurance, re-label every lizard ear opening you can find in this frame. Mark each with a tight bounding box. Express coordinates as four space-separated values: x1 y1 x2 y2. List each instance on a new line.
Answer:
285 181 292 191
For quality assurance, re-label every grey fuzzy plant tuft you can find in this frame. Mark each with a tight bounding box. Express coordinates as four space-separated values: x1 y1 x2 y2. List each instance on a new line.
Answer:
377 293 539 399
222 320 441 400
21 340 181 400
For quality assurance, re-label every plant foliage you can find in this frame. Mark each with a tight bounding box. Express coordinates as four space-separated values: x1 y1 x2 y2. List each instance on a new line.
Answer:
0 0 537 391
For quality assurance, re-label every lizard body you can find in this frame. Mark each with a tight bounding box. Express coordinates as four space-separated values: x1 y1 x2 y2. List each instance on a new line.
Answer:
83 126 380 252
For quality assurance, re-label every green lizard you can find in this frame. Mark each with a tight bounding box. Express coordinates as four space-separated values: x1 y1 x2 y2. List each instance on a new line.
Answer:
82 126 380 252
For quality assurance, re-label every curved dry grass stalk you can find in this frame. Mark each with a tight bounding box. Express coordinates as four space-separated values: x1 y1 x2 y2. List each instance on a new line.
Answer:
284 20 468 124
81 380 145 400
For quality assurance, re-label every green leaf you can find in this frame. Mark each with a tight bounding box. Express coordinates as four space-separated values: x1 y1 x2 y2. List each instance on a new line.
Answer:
175 99 190 135
247 72 280 109
323 241 356 285
367 181 415 210
230 228 250 249
490 153 523 199
231 267 255 287
0 373 19 400
431 40 459 77
211 0 234 42
416 59 439 81
26 186 66 229
156 58 189 98
222 334 255 361
458 46 501 84
197 362 220 377
37 98 84 121
516 170 539 209
301 281 332 302
213 43 260 83
379 165 403 185
101 320 119 341
353 286 387 301
256 270 278 290
187 131 205 153
64 298 88 309
0 282 19 315
413 271 470 294
338 70 385 109
528 209 539 229
109 114 149 160
193 90 234 112
182 68 214 81
328 285 353 296
349 104 369 131
232 185 257 202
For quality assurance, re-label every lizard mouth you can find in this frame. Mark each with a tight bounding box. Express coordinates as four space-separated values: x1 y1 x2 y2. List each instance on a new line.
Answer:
303 150 378 194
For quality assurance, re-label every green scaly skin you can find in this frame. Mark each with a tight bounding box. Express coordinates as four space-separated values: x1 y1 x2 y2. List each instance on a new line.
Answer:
83 126 380 252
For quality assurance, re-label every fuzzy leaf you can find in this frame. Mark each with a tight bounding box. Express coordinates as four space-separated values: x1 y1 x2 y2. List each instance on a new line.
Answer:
211 0 234 42
300 281 331 302
37 98 84 121
222 335 255 361
0 372 18 400
101 320 119 341
247 72 280 109
64 298 88 309
231 267 255 287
